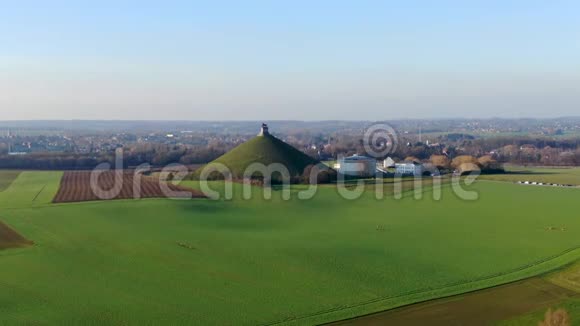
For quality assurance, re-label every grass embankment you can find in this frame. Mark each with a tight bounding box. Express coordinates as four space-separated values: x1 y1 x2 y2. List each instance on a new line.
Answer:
0 172 578 324
196 133 320 178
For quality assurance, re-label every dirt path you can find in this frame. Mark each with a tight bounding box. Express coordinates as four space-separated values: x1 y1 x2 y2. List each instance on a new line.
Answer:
0 220 33 250
329 278 579 326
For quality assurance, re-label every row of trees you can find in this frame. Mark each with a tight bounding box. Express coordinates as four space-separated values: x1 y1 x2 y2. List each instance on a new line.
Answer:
427 154 504 174
0 153 113 170
494 145 580 166
2 131 579 170
0 144 229 170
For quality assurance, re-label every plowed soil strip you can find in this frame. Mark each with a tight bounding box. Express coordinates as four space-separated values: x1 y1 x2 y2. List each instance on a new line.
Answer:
53 171 206 203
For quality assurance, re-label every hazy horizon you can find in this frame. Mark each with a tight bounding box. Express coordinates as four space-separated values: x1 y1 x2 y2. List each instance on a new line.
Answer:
2 1 580 120
1 116 580 122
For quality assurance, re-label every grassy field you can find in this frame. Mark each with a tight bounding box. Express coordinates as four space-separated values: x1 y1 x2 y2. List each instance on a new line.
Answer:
0 170 21 192
480 165 580 185
0 172 579 324
0 171 62 208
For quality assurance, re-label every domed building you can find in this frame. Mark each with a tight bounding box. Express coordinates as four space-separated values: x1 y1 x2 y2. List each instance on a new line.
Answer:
335 155 377 177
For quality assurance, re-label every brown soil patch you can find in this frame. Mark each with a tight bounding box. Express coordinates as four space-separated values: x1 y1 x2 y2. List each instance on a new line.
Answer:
0 221 33 250
53 171 206 203
330 278 579 326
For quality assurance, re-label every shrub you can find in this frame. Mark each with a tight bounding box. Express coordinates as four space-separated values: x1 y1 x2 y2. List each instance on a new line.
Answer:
538 308 570 326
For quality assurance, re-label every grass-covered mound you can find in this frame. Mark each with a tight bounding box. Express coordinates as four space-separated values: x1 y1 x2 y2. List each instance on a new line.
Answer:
194 133 333 182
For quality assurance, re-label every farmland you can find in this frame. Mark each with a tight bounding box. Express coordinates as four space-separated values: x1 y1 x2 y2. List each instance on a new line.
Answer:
334 278 577 326
498 262 580 325
0 170 21 192
0 171 579 324
480 165 580 186
334 261 580 325
0 220 33 250
53 171 205 203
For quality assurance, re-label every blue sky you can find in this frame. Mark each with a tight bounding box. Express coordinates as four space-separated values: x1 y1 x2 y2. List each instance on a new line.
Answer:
1 1 579 120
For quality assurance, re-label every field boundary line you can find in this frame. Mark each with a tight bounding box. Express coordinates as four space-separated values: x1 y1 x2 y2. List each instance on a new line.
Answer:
259 246 580 326
0 196 209 211
31 185 46 202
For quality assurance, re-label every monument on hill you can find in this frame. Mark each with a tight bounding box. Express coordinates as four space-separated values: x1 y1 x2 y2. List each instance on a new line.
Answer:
258 123 269 136
194 122 336 181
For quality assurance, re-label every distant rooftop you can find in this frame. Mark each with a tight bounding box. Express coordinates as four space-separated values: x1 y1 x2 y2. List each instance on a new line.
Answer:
342 154 374 161
399 161 422 165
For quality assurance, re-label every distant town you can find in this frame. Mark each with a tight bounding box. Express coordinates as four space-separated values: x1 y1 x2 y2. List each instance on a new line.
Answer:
0 118 579 170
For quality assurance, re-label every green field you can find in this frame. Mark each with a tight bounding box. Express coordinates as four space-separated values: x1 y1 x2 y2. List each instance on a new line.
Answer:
480 165 580 185
0 170 21 192
0 172 579 324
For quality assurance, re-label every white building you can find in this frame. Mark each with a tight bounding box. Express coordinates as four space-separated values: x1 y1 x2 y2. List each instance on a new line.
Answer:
395 161 423 176
383 157 395 169
335 155 376 177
